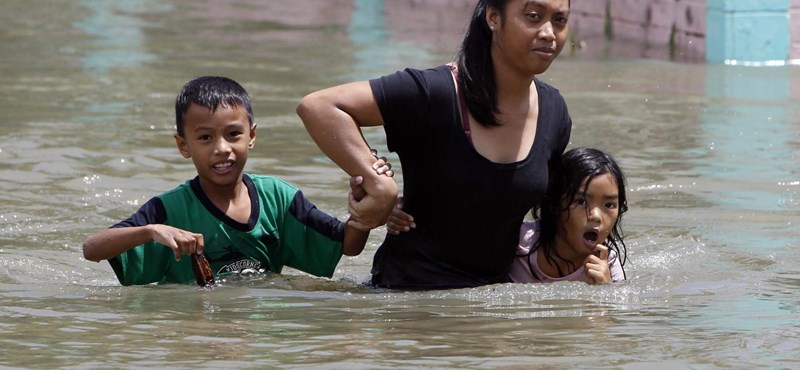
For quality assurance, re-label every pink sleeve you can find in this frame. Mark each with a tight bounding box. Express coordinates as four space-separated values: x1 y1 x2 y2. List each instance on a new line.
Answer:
508 221 539 283
517 221 538 254
608 249 625 282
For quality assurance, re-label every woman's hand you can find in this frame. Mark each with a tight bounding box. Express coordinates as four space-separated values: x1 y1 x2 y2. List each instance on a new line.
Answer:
349 177 397 229
348 155 396 231
584 244 611 284
386 196 416 235
351 155 394 201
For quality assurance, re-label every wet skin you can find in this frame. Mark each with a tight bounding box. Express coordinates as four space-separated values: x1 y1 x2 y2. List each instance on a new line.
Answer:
488 0 570 77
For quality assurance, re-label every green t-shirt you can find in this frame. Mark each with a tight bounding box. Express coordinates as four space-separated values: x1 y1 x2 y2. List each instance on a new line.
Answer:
108 174 345 285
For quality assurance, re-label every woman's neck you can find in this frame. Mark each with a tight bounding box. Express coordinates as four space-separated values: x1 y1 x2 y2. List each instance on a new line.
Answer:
492 60 537 124
492 55 536 103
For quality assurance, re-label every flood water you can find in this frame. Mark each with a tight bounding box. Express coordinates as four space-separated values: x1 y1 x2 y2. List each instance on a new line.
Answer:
1 1 799 368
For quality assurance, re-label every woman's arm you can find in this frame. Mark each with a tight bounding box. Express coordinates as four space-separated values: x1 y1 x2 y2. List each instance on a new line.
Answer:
297 81 398 227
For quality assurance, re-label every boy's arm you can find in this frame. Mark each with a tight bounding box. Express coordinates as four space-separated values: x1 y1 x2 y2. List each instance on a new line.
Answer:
342 220 369 256
83 224 204 262
341 176 371 256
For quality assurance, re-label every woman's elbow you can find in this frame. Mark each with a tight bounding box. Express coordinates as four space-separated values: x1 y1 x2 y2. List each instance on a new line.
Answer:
296 92 325 124
295 95 310 119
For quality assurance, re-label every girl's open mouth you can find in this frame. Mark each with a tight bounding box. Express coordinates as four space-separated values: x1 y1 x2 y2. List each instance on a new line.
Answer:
583 230 599 247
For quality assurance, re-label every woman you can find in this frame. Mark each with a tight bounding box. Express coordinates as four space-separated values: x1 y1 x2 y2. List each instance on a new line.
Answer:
296 0 572 289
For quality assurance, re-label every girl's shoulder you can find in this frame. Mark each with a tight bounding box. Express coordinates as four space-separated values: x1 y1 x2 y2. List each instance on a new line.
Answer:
520 219 540 233
517 220 541 255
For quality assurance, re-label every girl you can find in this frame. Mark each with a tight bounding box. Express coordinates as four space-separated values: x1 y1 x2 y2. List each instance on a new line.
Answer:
510 147 628 283
388 147 628 284
297 0 572 289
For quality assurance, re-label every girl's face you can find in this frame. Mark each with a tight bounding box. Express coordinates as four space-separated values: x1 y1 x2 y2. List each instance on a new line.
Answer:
555 173 620 263
487 0 570 76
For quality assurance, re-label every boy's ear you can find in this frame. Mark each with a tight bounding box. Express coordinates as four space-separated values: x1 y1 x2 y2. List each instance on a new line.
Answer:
175 134 191 158
248 123 257 150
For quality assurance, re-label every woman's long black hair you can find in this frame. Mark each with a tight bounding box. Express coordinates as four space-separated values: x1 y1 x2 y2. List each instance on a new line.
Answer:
456 0 509 127
532 147 628 278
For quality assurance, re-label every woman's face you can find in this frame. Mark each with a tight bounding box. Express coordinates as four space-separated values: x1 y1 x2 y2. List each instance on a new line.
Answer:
487 0 570 76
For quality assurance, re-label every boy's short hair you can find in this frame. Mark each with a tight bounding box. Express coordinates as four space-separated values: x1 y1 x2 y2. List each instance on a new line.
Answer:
175 76 254 137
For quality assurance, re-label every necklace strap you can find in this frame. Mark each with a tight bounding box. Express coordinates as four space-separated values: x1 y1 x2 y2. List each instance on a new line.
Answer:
449 65 473 146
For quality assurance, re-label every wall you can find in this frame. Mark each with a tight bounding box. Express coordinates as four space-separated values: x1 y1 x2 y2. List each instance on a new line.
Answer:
793 0 800 59
570 0 800 63
569 0 705 61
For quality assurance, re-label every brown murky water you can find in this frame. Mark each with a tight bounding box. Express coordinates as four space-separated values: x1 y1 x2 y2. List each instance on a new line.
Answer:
1 1 799 368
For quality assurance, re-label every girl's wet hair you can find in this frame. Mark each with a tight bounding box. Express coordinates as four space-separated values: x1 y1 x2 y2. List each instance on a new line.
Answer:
174 76 254 137
456 0 569 127
533 147 628 277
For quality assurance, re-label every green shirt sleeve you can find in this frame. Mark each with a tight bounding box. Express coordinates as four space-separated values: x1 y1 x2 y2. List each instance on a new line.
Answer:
278 190 345 278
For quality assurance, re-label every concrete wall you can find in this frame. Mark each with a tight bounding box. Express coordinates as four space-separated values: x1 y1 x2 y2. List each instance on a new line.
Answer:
569 0 706 61
793 0 800 59
383 0 473 54
570 0 800 63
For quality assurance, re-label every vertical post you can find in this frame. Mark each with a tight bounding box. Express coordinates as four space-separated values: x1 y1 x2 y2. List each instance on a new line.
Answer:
705 0 791 64
792 0 800 60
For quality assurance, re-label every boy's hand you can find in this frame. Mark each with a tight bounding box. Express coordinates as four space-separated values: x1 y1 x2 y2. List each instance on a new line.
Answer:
149 224 205 261
584 244 611 284
386 196 415 235
348 176 396 229
348 152 396 231
347 176 371 231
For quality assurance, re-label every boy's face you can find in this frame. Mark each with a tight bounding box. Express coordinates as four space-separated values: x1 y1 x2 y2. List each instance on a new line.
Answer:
175 102 256 189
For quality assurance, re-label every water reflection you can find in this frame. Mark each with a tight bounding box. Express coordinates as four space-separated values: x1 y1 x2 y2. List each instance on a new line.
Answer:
348 0 389 77
75 0 163 74
346 0 468 80
702 67 792 184
0 0 799 368
696 66 798 253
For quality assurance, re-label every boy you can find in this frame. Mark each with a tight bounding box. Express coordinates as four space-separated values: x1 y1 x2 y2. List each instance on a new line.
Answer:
83 76 388 285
